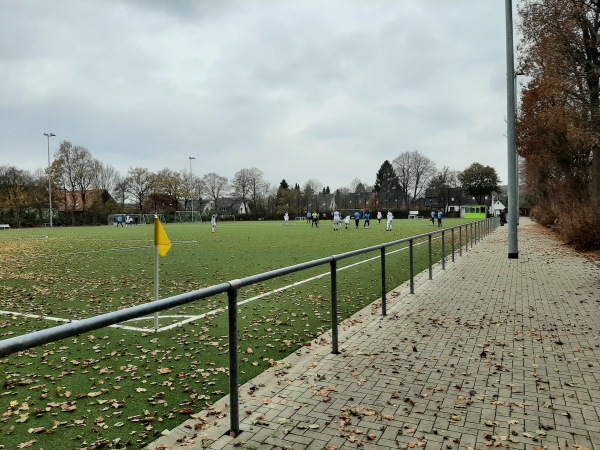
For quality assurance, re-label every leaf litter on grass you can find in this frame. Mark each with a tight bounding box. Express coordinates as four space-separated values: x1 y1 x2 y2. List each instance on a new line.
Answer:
0 221 464 448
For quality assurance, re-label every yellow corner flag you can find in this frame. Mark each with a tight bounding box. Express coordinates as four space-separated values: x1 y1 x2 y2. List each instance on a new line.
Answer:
154 218 172 257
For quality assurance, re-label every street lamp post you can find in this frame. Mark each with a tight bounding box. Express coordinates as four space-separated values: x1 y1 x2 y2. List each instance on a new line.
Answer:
189 156 196 222
44 133 55 227
505 0 519 258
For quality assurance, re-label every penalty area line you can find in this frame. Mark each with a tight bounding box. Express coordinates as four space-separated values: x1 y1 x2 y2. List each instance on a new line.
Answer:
0 310 158 333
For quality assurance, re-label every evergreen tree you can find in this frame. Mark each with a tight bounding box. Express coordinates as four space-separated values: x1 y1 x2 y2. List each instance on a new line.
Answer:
374 160 400 193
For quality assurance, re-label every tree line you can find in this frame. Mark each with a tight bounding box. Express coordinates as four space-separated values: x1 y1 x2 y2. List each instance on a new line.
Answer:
1 138 501 227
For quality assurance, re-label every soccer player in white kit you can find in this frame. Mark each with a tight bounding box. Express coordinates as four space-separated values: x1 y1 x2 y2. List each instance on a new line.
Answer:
386 211 394 231
284 212 289 225
211 214 217 233
333 210 341 230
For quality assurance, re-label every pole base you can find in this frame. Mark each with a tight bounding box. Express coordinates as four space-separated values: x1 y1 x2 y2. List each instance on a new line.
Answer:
508 252 519 259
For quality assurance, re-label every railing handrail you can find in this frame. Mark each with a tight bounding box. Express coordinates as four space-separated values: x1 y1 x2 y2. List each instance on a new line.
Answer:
0 219 493 357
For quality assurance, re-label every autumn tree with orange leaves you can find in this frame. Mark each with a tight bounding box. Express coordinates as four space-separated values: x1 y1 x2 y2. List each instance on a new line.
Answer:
517 0 600 249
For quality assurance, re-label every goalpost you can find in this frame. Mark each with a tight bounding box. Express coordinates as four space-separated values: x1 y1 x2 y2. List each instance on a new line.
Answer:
336 208 365 218
108 213 166 225
175 211 203 223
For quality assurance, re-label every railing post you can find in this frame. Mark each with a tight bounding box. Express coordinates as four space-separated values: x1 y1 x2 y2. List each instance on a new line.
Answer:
380 248 387 316
441 231 446 270
428 234 433 280
330 259 340 354
470 223 474 249
227 282 241 437
459 225 463 256
409 239 415 294
451 228 455 262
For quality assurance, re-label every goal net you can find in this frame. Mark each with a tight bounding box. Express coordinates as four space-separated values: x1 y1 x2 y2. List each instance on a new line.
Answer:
175 211 203 223
108 213 166 225
336 209 365 218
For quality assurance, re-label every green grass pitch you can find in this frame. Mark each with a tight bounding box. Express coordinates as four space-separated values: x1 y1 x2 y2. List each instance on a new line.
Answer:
0 218 476 449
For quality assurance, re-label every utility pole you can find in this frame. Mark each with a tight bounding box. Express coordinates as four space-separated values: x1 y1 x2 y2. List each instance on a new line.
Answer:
505 0 519 258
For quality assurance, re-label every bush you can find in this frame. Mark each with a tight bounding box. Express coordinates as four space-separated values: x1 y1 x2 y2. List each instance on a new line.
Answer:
531 205 557 227
556 203 600 251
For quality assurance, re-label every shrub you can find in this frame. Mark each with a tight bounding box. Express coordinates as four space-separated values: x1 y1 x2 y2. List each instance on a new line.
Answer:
556 202 600 251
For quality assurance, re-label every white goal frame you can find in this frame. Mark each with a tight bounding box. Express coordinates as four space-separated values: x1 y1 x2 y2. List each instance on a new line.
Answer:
175 211 203 223
336 209 365 218
108 213 165 225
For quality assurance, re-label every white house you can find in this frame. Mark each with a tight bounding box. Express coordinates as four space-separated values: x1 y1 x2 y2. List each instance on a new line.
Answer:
491 200 506 216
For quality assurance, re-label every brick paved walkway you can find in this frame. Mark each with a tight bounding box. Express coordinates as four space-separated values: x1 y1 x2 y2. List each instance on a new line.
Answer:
148 218 600 450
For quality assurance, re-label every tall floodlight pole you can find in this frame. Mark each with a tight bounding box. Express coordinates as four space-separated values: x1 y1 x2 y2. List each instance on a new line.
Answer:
505 0 519 258
189 156 196 223
44 133 56 227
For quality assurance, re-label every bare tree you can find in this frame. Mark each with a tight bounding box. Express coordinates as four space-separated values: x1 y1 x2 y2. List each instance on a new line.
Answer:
303 178 323 198
233 167 263 213
125 167 154 213
53 141 98 223
201 172 229 213
93 162 120 195
392 150 437 207
247 167 266 214
113 176 128 209
349 177 363 193
153 168 183 212
428 166 462 212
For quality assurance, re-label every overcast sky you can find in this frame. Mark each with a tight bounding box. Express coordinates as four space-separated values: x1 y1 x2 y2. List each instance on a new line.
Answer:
0 0 514 192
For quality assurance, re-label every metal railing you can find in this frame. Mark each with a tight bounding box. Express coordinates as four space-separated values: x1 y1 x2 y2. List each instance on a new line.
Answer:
0 217 497 436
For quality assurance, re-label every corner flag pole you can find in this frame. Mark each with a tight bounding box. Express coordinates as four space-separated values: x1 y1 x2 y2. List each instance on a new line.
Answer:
154 217 172 332
154 244 160 332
